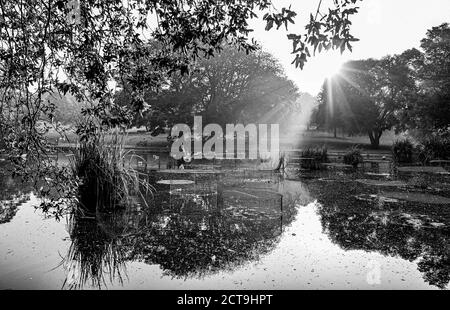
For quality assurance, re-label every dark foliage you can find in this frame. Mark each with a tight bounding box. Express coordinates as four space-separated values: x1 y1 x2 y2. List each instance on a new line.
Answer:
417 133 450 164
301 146 328 170
343 146 363 167
392 139 414 164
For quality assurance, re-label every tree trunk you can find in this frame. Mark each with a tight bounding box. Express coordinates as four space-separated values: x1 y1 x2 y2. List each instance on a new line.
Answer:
368 130 382 149
334 126 337 138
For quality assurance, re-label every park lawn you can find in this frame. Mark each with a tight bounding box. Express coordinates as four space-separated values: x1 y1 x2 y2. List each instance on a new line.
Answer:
287 130 408 152
46 125 407 154
45 126 169 147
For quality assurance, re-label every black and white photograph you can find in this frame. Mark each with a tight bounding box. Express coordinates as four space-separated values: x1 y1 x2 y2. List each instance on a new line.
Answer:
0 0 449 298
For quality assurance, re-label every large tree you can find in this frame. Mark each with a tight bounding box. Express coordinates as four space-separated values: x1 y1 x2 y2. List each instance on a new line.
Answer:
118 46 301 133
399 23 450 133
316 56 416 148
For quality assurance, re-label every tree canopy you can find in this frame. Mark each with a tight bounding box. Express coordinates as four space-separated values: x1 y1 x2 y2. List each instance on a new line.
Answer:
117 45 301 134
314 23 450 148
316 55 416 148
399 23 450 134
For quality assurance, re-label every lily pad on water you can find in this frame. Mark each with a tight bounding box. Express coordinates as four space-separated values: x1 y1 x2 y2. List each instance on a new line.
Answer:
381 191 450 205
356 179 407 187
157 180 195 185
365 172 391 177
355 194 400 203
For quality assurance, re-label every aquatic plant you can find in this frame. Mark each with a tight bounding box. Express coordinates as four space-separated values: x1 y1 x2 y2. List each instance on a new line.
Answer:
343 145 364 168
69 130 154 213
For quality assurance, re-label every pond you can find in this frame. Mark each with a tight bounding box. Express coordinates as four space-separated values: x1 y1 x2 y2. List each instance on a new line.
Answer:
0 159 449 290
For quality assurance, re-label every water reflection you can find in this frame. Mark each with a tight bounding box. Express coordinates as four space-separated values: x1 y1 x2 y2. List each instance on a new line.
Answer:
62 171 304 288
0 164 32 224
63 213 131 289
308 174 450 289
1 157 449 290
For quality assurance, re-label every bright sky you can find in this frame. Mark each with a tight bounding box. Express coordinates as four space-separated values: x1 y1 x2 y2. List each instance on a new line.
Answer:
249 0 450 95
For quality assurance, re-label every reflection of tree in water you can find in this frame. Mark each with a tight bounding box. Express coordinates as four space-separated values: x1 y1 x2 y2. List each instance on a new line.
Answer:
125 178 303 279
0 194 30 224
127 204 284 278
0 165 32 224
311 180 450 289
62 176 305 288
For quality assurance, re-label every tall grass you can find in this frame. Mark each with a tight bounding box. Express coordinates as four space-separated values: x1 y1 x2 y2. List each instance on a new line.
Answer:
69 130 153 213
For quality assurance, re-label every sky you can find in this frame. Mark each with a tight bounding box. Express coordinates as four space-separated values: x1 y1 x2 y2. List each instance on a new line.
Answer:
248 0 450 96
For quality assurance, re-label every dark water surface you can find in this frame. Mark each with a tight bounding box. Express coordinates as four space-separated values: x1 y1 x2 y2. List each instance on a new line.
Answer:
0 160 449 290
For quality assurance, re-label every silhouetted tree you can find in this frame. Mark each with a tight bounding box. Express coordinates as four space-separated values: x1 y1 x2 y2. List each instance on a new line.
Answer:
315 56 416 148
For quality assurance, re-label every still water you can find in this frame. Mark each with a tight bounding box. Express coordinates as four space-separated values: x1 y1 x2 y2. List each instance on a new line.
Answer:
0 163 449 290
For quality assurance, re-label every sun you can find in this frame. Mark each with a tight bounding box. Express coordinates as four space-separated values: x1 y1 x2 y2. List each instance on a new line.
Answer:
298 51 348 94
311 51 346 79
321 52 345 79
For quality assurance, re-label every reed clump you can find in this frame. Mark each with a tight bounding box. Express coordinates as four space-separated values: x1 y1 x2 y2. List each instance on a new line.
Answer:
70 131 152 213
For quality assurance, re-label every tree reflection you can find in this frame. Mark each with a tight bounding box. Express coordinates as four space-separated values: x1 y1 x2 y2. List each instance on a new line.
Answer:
0 164 32 224
127 194 284 278
312 180 450 289
62 175 303 288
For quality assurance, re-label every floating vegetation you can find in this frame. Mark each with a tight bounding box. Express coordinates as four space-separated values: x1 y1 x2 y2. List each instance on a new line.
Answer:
397 166 449 175
157 179 195 185
365 172 391 177
381 192 450 205
354 194 400 204
356 179 408 187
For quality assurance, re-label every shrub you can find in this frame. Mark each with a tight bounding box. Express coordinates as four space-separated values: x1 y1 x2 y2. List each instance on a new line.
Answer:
300 146 328 170
343 146 363 168
70 131 153 213
417 134 450 164
392 139 414 164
